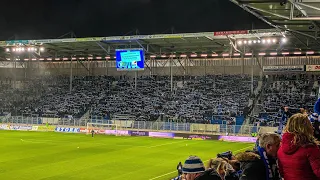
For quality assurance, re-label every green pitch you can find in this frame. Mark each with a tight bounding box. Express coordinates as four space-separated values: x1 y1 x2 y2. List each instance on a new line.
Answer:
0 131 253 180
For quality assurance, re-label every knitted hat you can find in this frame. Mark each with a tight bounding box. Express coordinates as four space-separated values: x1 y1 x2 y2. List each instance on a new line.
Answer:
182 156 205 174
309 113 319 123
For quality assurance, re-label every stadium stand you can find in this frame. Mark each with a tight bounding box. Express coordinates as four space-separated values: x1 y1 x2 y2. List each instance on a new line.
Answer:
254 74 318 126
0 74 257 124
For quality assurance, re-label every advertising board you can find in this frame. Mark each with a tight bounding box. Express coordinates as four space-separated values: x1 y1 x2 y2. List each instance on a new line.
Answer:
218 136 257 143
306 65 320 72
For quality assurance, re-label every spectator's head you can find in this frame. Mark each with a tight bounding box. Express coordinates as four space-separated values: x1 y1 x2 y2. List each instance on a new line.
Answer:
207 158 231 178
284 113 316 146
182 156 205 180
259 132 281 157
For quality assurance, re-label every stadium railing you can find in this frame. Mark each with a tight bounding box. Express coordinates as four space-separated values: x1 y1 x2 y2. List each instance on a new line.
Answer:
3 117 260 136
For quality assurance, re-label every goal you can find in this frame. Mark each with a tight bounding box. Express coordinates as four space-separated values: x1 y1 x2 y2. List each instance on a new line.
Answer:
86 123 120 136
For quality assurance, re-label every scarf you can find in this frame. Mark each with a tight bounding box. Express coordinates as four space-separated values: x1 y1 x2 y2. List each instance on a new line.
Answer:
257 146 280 180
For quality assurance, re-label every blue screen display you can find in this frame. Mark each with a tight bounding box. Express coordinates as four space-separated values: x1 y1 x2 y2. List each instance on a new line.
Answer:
116 49 145 70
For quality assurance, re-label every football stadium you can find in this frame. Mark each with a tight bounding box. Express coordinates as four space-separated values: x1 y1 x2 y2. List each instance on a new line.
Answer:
1 0 320 180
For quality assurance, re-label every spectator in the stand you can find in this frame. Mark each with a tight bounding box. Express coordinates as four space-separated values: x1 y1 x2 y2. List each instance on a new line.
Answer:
235 133 281 180
277 113 320 180
181 156 206 180
198 158 239 180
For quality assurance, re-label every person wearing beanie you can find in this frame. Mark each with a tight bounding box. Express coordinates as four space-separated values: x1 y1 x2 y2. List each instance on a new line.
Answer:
182 156 206 180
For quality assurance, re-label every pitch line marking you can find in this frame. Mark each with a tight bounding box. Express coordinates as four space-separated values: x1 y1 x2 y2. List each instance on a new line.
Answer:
148 145 255 180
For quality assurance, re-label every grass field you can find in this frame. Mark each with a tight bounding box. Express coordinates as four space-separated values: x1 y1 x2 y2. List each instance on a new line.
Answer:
0 130 254 180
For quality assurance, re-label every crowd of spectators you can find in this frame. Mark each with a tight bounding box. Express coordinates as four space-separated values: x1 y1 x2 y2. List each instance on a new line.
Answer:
175 113 320 180
0 74 256 123
257 74 318 126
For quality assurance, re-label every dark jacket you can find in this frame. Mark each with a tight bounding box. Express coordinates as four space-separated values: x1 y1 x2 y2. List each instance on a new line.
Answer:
277 132 320 180
236 151 279 180
195 169 222 180
195 169 239 180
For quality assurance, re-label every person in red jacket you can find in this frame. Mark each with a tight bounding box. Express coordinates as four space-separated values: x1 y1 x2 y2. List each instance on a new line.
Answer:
277 113 320 180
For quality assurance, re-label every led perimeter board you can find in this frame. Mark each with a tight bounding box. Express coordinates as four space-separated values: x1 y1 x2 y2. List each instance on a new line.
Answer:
115 49 145 71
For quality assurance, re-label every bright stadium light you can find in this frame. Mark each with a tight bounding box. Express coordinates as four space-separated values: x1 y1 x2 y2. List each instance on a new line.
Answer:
270 52 277 56
253 40 257 44
307 51 314 55
39 58 44 61
248 40 252 44
258 40 261 43
282 52 289 55
267 39 271 44
150 55 156 58
190 54 197 57
245 53 252 56
212 54 219 57
258 52 266 56
180 54 187 57
272 39 277 43
201 54 208 57
47 58 52 61
6 48 10 52
40 47 45 52
234 53 241 56
294 52 302 55
237 41 242 45
222 53 229 57
244 40 247 44
282 38 287 43
262 39 266 44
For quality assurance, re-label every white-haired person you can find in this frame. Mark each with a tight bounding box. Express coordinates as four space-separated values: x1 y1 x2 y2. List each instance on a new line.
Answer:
235 133 281 180
277 113 320 180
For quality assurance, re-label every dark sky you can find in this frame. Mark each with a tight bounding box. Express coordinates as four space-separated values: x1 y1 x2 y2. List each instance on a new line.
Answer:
0 0 270 40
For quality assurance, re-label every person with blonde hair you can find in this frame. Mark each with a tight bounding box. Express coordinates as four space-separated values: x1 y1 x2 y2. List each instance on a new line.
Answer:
277 113 320 180
195 158 238 180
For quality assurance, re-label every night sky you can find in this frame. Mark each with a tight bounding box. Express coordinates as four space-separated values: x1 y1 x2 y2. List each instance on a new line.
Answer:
0 0 270 40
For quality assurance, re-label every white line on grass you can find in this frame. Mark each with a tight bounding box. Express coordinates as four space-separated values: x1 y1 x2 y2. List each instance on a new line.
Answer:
148 144 255 180
146 141 183 148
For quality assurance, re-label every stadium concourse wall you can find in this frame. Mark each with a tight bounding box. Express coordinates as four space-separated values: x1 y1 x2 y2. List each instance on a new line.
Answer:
1 56 320 79
0 123 257 143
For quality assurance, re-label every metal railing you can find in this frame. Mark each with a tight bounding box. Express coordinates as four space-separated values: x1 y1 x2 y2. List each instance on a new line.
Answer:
3 115 260 135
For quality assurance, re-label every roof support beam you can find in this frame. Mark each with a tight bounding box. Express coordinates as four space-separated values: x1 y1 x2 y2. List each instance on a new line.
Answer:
246 5 290 20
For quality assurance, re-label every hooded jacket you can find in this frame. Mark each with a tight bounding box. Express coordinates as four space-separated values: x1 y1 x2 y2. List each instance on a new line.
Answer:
277 132 320 180
235 151 269 180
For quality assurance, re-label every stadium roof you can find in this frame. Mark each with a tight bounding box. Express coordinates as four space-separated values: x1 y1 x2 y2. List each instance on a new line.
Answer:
0 32 320 61
230 0 320 50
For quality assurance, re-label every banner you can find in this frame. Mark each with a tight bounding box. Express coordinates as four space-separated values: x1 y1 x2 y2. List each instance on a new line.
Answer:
37 125 56 131
55 127 80 133
32 126 38 131
218 136 257 143
129 131 149 136
149 132 175 138
306 65 320 72
105 130 129 135
263 66 305 72
214 30 248 36
174 133 219 140
0 124 9 130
